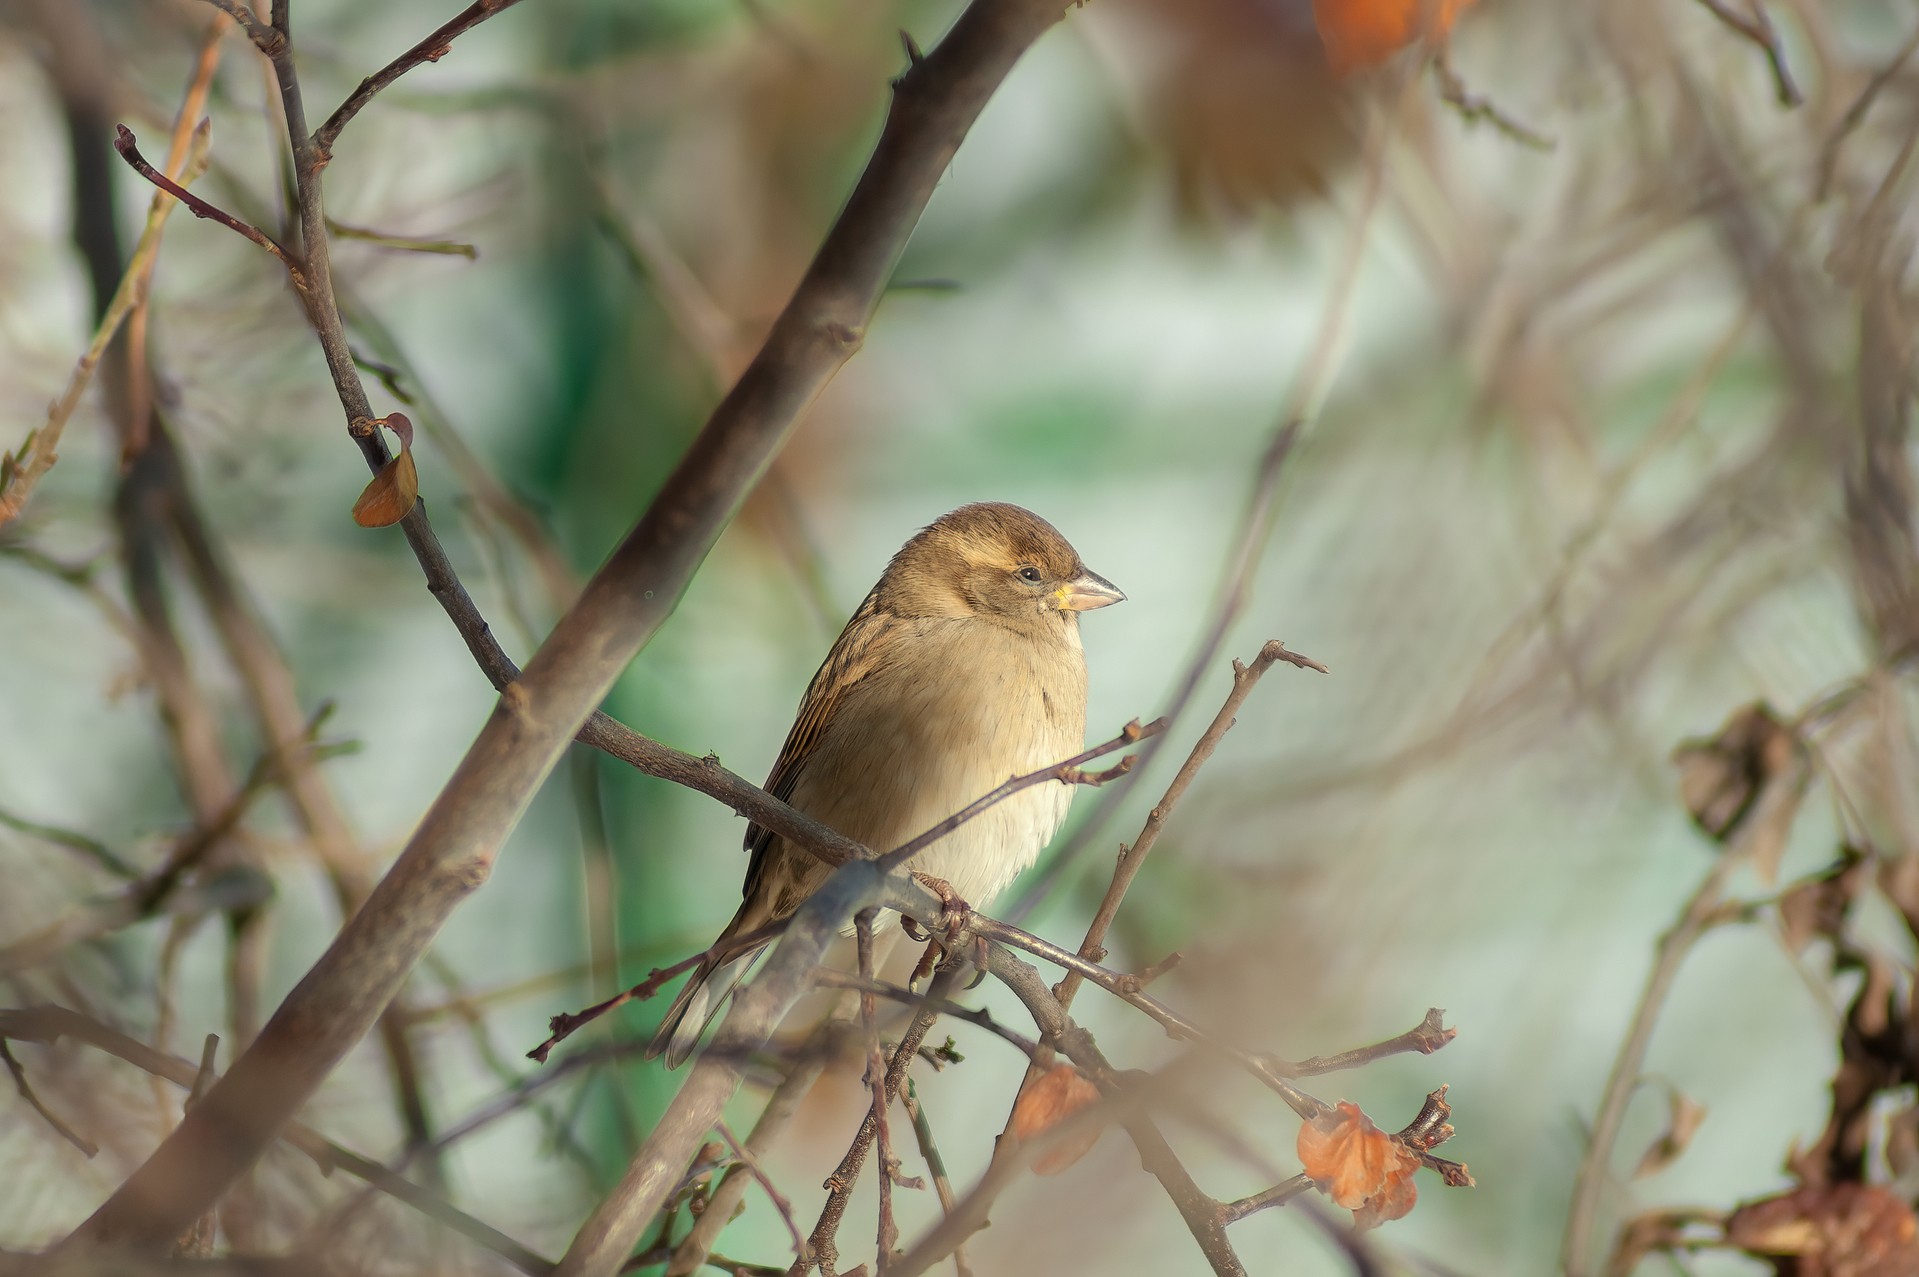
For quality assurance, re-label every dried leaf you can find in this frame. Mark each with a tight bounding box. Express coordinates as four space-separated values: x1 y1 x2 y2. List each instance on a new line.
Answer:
382 411 414 452
351 447 418 528
1007 1063 1104 1175
1633 1088 1708 1179
1725 1183 1919 1277
1780 849 1869 953
1673 703 1798 841
1312 0 1475 73
1296 1100 1421 1229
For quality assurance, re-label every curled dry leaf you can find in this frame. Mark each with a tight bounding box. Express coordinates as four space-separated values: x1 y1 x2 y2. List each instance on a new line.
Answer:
1312 0 1475 73
1673 703 1798 840
351 413 419 528
1006 1063 1104 1176
1296 1100 1420 1230
1779 848 1869 953
1725 1183 1919 1277
351 450 418 528
1633 1087 1708 1179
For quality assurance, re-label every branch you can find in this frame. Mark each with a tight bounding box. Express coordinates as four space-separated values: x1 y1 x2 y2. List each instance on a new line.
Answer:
60 0 1081 1253
552 858 893 1277
2 1006 549 1274
791 961 963 1277
1051 643 1324 1019
664 1025 837 1276
1005 425 1304 916
0 712 322 976
874 717 1165 874
968 916 1453 1117
0 1037 97 1157
112 127 309 292
1689 0 1802 107
527 920 792 1063
313 0 531 157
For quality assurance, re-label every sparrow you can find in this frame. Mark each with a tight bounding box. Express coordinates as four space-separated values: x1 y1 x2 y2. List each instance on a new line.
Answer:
647 502 1124 1067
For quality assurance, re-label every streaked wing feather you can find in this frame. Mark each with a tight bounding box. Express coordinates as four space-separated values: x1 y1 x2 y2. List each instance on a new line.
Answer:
743 609 905 882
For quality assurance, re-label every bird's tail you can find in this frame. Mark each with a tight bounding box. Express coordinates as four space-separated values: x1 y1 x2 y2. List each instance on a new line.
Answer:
645 907 769 1068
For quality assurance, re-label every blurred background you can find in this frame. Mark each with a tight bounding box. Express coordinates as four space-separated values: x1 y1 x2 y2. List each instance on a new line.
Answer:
3 0 1917 1273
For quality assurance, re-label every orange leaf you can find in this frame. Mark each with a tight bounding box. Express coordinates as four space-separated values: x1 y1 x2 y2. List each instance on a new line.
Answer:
351 447 418 528
1312 0 1475 73
1007 1063 1104 1176
1297 1101 1421 1229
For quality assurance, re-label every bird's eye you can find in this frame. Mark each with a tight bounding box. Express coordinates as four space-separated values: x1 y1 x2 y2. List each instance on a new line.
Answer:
1017 566 1044 585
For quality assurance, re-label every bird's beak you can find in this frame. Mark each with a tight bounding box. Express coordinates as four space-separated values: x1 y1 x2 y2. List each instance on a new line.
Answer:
1057 570 1125 612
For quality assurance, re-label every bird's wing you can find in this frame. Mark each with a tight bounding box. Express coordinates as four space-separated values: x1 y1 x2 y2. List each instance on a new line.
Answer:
743 608 907 875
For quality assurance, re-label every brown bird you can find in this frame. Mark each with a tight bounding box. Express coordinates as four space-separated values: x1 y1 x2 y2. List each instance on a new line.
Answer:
648 502 1124 1066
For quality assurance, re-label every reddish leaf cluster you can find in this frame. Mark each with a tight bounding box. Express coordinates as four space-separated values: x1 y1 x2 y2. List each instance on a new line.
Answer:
1296 1101 1421 1230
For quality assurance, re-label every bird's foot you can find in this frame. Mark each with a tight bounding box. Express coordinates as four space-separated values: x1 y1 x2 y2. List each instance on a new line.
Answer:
905 872 990 979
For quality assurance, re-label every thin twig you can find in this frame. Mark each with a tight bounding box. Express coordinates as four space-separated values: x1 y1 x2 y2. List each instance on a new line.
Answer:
0 716 316 975
1432 48 1555 149
714 1119 805 1257
0 1037 97 1157
859 913 903 1273
792 962 959 1277
1 1006 550 1274
1056 644 1324 1018
528 920 792 1063
1220 1176 1315 1223
1689 0 1803 107
112 126 310 292
664 1024 838 1277
900 1080 971 1277
1559 853 1748 1275
312 0 532 156
874 719 1165 875
1815 19 1919 199
809 970 1041 1061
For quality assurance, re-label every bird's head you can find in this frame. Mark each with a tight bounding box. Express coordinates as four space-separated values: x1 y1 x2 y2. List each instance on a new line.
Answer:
876 502 1124 634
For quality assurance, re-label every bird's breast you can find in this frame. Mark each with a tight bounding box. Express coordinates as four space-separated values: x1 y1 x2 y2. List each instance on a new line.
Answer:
785 622 1088 909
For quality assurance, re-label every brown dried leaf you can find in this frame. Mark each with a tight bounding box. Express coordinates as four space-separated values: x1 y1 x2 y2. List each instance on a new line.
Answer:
1673 702 1809 881
1297 1100 1421 1229
1674 703 1797 840
351 447 418 528
1725 1183 1919 1277
1007 1063 1104 1176
1780 849 1870 953
1632 1088 1708 1179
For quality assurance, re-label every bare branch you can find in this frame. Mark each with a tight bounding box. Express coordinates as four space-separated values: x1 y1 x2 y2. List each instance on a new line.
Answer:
1689 0 1802 107
313 0 532 157
111 127 309 292
1 1006 549 1274
0 1036 97 1157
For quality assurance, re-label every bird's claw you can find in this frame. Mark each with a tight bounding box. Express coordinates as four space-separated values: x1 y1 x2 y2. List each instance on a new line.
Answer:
906 872 990 979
